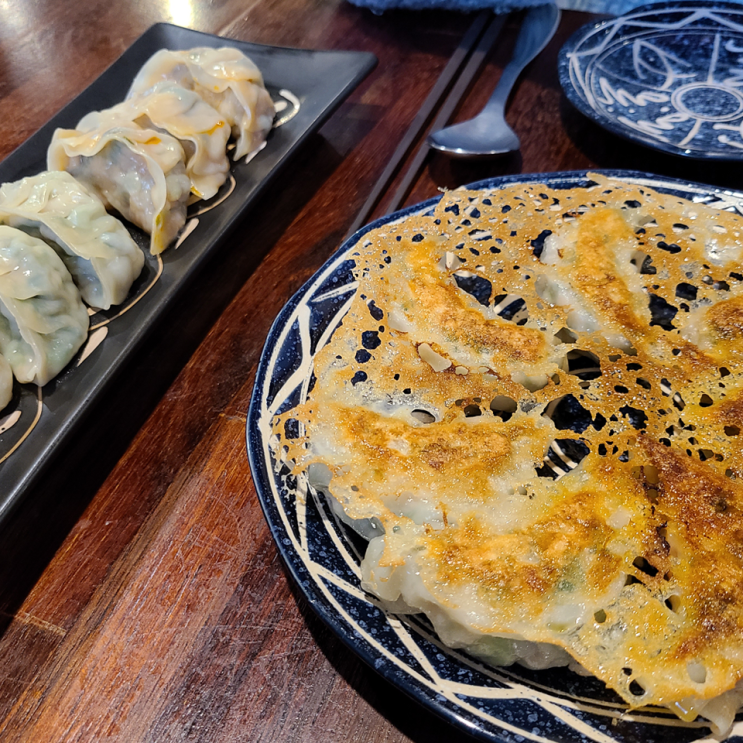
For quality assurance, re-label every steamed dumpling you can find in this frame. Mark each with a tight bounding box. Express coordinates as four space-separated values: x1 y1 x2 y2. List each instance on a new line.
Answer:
0 226 89 385
128 47 275 160
0 353 12 411
81 84 230 201
0 171 145 310
47 123 190 255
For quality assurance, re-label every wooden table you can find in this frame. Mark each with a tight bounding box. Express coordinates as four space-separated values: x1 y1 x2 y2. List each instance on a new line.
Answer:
0 2 741 741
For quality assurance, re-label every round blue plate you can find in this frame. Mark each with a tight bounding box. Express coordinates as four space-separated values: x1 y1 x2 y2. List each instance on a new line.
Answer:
247 171 743 743
558 1 743 159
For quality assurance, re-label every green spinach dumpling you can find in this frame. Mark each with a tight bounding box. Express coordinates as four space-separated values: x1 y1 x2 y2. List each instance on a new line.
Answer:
0 226 89 385
0 353 11 411
0 172 144 310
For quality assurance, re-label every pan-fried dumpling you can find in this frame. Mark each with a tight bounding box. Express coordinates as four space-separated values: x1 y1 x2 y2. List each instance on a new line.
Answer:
81 84 230 201
0 172 145 310
0 226 89 386
128 47 275 161
47 124 190 255
0 353 12 411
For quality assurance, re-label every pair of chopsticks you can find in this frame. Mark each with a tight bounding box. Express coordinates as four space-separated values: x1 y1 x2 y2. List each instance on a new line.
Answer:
346 9 507 237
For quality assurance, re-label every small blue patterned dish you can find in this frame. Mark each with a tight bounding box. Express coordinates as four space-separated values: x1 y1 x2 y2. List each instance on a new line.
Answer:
247 171 743 743
558 1 743 159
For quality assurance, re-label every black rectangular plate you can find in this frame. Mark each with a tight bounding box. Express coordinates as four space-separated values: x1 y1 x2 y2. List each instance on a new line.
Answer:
0 23 376 523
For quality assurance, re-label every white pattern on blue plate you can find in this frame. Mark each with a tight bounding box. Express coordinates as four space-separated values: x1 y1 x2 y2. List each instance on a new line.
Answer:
559 1 743 159
247 171 743 743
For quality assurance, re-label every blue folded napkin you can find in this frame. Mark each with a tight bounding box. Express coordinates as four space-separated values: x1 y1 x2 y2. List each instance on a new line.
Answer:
348 0 740 15
348 0 541 11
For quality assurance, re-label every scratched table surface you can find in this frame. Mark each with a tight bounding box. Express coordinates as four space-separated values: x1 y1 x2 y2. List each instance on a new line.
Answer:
1 1 743 742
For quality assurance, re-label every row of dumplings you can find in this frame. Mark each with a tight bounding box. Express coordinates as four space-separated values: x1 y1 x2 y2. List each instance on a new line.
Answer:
0 46 275 412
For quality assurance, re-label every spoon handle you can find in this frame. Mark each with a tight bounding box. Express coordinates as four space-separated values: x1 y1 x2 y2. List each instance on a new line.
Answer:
483 3 561 115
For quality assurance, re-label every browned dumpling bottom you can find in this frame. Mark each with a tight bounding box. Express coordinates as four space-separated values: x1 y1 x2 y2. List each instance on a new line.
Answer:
276 175 743 735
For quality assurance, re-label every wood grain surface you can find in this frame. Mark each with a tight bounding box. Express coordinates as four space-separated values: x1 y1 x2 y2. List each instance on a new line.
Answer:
0 1 736 741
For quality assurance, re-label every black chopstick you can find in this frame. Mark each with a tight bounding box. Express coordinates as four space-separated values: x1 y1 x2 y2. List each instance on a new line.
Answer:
345 9 494 237
384 11 506 215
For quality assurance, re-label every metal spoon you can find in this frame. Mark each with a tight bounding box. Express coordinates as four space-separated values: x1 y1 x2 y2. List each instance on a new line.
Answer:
427 3 560 158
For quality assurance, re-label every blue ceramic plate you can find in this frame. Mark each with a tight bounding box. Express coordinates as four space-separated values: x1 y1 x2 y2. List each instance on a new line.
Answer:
247 171 743 743
558 1 743 159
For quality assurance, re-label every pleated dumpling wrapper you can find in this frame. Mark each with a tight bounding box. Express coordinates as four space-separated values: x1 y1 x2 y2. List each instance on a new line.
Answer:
0 353 12 411
0 172 145 310
0 226 89 386
47 123 190 255
128 47 275 161
81 84 230 201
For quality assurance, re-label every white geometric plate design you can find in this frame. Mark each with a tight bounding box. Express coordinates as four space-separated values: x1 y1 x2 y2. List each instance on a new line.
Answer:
559 2 743 159
247 171 743 743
